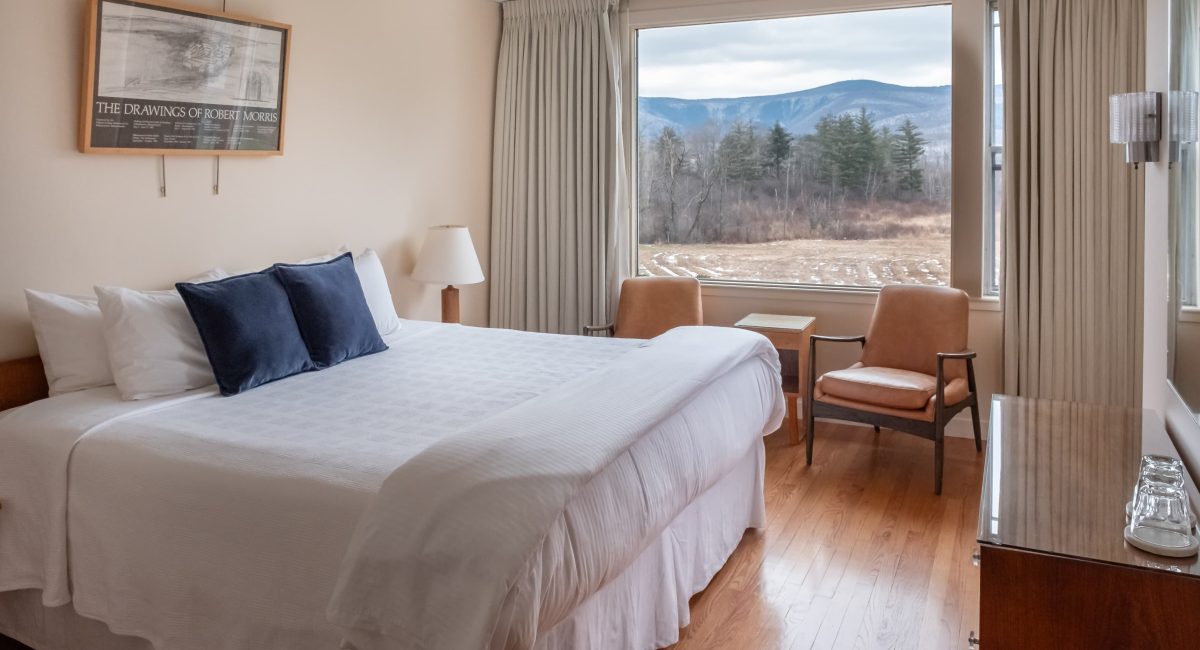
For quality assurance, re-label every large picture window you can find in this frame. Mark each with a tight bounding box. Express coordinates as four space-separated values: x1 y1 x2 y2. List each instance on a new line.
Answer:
635 5 953 288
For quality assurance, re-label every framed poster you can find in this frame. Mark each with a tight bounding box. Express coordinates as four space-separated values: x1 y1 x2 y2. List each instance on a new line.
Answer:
79 0 291 155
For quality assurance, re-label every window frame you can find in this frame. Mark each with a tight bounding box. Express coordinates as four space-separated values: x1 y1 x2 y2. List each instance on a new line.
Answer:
984 0 1002 297
623 0 995 298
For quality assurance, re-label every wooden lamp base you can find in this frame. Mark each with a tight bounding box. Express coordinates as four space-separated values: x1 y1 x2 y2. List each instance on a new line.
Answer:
441 285 460 324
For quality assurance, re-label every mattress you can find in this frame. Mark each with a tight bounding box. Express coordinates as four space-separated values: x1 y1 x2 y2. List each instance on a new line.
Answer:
0 321 783 649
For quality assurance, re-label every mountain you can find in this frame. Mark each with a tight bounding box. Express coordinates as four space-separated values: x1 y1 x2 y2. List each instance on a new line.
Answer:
638 79 951 149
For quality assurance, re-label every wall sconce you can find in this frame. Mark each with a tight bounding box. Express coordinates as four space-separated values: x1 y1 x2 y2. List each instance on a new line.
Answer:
1169 90 1200 166
1109 91 1162 168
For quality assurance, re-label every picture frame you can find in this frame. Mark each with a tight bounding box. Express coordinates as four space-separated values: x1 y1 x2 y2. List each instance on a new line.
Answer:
79 0 291 156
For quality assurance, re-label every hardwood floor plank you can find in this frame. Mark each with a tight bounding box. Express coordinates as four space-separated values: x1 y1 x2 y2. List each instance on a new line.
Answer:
813 446 919 648
671 423 984 650
915 496 964 647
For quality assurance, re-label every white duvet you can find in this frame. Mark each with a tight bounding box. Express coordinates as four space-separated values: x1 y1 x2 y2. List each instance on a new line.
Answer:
0 322 783 650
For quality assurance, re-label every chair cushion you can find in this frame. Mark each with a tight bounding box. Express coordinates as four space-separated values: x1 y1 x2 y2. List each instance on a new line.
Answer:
819 365 938 410
814 375 971 423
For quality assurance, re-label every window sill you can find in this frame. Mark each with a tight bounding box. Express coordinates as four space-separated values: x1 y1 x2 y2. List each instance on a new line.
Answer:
700 280 879 305
698 280 1003 312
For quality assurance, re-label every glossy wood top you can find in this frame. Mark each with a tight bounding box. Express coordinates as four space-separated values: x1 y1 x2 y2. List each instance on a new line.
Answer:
978 395 1200 576
734 313 816 333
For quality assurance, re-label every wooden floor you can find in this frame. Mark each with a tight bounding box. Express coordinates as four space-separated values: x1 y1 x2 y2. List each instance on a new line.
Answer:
0 422 984 650
670 422 985 650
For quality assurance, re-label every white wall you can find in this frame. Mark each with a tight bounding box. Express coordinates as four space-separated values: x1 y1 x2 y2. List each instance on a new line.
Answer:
0 0 502 360
1146 0 1171 414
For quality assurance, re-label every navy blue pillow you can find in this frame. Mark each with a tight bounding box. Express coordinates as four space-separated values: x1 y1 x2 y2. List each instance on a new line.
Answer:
177 269 316 396
273 253 388 368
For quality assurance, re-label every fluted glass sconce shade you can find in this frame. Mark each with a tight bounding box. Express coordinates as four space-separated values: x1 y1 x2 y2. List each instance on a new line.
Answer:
1168 91 1200 165
1171 91 1200 142
1109 92 1162 167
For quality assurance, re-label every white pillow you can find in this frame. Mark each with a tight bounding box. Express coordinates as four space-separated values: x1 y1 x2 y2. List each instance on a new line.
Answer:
24 269 226 399
296 246 349 265
25 290 113 396
354 249 401 336
95 268 227 401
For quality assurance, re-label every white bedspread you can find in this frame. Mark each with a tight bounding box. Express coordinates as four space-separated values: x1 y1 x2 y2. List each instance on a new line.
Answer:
0 322 782 650
329 326 783 650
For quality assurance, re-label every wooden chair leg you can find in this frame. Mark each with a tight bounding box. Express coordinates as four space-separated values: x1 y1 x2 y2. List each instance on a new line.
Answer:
934 426 945 496
805 408 815 466
971 401 983 452
787 396 800 446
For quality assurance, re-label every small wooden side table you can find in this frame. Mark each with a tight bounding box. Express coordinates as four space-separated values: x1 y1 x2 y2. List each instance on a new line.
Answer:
734 313 816 445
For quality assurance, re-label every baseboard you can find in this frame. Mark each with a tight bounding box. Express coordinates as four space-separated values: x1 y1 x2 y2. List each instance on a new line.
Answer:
945 412 988 440
807 409 988 441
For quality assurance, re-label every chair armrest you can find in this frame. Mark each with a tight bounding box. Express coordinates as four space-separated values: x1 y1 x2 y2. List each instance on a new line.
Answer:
936 350 976 378
807 335 867 400
935 351 978 410
583 323 615 336
809 334 867 345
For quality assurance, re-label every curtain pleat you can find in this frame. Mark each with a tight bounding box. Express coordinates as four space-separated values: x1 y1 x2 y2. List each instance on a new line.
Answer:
489 0 627 334
1000 0 1145 406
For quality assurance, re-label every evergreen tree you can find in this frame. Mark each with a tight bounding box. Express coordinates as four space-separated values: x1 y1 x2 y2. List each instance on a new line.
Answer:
847 108 882 197
762 122 793 179
893 119 927 195
813 110 886 198
876 125 896 195
814 113 856 193
718 121 762 182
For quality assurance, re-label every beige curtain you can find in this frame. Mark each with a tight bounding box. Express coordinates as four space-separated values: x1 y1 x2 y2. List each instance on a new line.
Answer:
1000 0 1145 406
489 0 629 334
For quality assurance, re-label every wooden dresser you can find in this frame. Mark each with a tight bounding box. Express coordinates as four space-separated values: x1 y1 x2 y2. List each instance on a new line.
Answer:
977 396 1200 648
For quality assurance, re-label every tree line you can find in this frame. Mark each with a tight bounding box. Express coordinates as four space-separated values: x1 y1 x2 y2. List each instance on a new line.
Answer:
638 109 950 245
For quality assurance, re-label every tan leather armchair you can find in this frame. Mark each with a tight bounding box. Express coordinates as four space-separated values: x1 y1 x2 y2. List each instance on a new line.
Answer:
584 276 703 339
806 285 981 495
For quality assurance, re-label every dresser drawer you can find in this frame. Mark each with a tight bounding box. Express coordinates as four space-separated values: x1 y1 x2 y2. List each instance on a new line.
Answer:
980 544 1200 648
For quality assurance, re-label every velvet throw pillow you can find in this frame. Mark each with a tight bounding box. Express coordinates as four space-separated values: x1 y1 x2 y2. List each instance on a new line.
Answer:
176 270 315 396
273 253 388 368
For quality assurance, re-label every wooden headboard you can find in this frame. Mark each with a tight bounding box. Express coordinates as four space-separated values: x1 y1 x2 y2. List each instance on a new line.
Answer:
0 356 49 411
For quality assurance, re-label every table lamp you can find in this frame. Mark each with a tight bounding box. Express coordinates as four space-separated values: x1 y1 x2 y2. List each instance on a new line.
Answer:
412 225 484 323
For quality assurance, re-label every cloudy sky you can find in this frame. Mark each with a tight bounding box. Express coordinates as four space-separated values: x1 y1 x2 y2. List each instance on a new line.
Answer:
637 5 952 99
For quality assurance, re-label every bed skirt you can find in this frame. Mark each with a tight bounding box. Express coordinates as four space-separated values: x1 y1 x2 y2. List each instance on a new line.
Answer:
0 440 766 650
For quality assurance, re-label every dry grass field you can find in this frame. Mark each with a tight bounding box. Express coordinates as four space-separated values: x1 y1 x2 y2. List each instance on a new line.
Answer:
639 236 951 287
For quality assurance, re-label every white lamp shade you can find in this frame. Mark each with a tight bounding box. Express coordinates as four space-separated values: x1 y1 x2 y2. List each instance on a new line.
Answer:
412 225 485 286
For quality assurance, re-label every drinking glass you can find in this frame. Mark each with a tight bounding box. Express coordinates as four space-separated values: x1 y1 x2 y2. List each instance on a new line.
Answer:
1131 455 1186 507
1128 483 1195 551
1142 455 1186 485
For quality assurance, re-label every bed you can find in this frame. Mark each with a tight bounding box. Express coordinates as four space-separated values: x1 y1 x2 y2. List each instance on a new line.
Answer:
0 320 784 650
